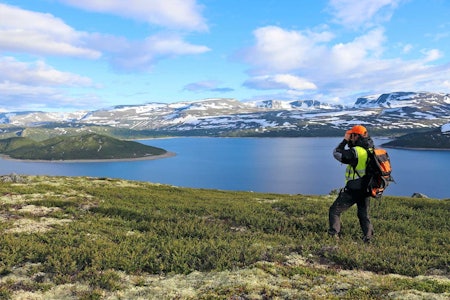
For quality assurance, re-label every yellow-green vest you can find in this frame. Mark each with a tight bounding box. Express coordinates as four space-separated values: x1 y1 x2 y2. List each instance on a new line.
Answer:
345 146 368 182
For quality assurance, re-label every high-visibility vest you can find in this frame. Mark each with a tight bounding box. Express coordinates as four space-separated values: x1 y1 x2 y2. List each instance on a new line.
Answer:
345 146 368 182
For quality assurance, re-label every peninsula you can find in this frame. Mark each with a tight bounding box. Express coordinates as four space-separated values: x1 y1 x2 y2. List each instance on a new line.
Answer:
0 133 172 161
382 128 450 150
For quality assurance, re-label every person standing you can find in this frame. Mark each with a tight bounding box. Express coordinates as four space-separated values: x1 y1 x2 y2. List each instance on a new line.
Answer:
328 125 374 243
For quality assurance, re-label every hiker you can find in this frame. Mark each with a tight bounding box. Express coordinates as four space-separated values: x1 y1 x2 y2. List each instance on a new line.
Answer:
328 125 374 243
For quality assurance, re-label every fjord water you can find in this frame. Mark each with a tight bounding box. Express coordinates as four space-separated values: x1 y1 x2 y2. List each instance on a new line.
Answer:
0 137 449 199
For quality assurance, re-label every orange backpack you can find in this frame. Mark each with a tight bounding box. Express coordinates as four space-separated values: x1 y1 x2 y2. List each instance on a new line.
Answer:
366 148 394 198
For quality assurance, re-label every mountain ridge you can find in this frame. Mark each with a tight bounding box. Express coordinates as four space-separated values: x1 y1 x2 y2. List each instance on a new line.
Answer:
1 91 449 136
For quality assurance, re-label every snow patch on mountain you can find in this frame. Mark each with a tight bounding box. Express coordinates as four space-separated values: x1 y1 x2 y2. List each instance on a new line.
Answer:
244 99 339 111
120 103 167 114
442 123 450 134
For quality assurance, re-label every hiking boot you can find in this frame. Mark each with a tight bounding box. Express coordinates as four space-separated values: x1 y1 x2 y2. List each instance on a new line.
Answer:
362 236 371 244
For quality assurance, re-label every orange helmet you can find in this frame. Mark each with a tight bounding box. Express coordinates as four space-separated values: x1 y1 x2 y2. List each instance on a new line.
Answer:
346 125 368 136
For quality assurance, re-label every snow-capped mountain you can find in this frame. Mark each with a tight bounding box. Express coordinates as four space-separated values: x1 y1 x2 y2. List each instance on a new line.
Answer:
354 91 450 109
1 92 449 135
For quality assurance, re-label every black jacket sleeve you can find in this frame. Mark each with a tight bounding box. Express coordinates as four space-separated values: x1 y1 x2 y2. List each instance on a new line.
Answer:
333 139 358 167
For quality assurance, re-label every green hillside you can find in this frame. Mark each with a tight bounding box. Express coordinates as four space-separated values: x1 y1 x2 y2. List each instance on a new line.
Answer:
383 128 450 149
0 175 448 299
0 124 176 142
0 136 36 152
0 133 167 160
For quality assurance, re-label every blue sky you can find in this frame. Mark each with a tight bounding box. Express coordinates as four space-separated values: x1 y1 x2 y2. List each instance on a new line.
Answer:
1 0 450 112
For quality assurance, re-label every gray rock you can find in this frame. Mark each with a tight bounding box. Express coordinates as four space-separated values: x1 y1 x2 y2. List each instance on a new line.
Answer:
411 192 429 198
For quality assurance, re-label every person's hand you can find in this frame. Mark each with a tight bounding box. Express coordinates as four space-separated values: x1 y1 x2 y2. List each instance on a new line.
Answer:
344 133 351 141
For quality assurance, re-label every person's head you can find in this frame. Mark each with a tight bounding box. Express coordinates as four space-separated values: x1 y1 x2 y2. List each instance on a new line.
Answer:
346 125 368 145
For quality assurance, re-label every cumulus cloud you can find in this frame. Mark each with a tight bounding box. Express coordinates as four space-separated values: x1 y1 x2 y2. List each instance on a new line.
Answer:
239 25 450 102
421 49 443 62
57 0 208 31
327 0 402 28
0 3 209 71
0 3 213 110
244 74 317 91
0 56 97 110
241 26 385 84
328 27 385 71
242 26 333 73
0 57 93 86
0 4 101 59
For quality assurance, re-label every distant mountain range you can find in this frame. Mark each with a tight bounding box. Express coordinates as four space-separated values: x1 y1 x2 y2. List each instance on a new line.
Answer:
1 91 449 137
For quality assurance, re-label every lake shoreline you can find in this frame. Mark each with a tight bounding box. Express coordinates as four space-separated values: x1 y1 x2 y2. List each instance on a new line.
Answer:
0 137 448 198
382 145 450 151
0 151 176 163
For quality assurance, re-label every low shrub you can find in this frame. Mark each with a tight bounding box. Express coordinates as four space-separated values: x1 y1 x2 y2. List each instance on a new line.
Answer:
0 176 448 298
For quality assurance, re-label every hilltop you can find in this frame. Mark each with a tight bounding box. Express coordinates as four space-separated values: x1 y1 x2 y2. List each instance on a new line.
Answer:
0 133 169 161
0 175 448 299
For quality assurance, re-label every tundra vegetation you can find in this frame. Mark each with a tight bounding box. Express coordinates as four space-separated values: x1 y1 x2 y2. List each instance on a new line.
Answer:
0 175 448 299
0 133 167 160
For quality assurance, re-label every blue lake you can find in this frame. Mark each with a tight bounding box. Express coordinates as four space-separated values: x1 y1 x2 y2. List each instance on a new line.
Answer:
0 137 449 199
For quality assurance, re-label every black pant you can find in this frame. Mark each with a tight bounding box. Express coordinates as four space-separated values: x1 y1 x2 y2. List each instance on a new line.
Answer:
328 188 374 240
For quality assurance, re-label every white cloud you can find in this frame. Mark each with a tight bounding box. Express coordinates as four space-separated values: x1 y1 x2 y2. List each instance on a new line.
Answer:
402 44 413 53
0 4 210 73
244 74 317 91
240 25 450 102
0 80 101 111
0 56 98 110
327 0 402 28
0 81 56 97
110 34 210 71
0 4 101 59
58 0 208 31
328 27 385 71
144 34 210 55
243 26 385 76
243 26 333 73
0 3 212 110
0 57 93 86
421 49 443 62
274 74 317 90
